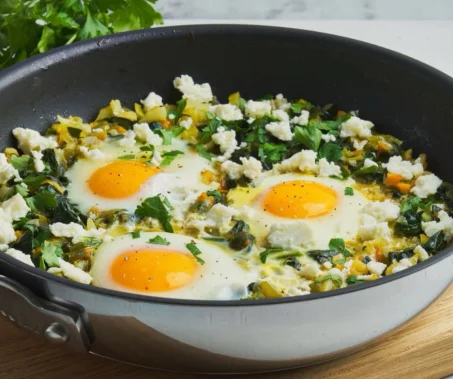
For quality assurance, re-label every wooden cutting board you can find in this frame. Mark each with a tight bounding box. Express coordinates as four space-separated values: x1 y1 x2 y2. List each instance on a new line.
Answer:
1 285 453 379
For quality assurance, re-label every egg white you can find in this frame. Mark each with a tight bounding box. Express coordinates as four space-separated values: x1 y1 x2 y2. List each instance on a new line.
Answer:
228 173 370 250
90 232 255 300
66 138 214 215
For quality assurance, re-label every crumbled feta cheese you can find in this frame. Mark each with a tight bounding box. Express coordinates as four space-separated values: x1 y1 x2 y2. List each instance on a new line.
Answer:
50 222 106 244
133 123 163 146
363 158 378 168
244 100 272 118
279 150 318 173
422 210 453 240
273 94 291 110
361 199 399 222
58 258 93 284
357 274 374 281
414 245 429 261
0 218 16 244
2 194 30 221
47 267 62 275
168 114 175 120
221 160 243 180
0 244 8 251
5 248 34 267
79 146 109 160
384 156 424 180
118 130 137 148
140 91 163 111
179 117 193 129
173 75 213 103
392 258 413 273
150 150 163 167
367 260 387 276
411 173 442 198
239 157 262 179
205 204 239 233
0 153 20 184
299 262 321 279
271 109 289 122
318 158 341 177
358 214 391 241
323 261 333 269
267 221 313 249
352 139 368 150
12 127 57 154
208 104 243 121
291 110 310 126
212 127 238 162
321 134 336 143
339 116 374 138
31 150 45 172
265 121 293 141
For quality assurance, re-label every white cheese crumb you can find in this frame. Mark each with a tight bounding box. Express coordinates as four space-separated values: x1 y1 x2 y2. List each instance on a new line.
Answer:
244 100 272 118
279 150 318 173
273 94 291 110
352 139 368 150
205 204 239 233
31 150 45 172
2 194 30 221
212 127 238 162
5 248 34 267
208 104 243 121
357 274 375 281
321 134 336 143
150 150 163 167
414 245 429 261
411 173 442 198
422 210 453 240
118 130 137 148
0 218 16 244
267 221 313 249
363 158 378 168
133 123 163 146
12 127 57 154
323 261 333 269
318 158 341 177
239 157 262 180
361 199 399 222
79 146 109 161
358 214 391 241
179 117 193 129
168 114 175 120
291 110 310 126
339 116 374 138
0 153 20 184
367 260 387 276
58 258 93 284
384 156 424 180
50 222 106 244
299 262 321 279
173 75 213 103
271 109 289 122
265 121 293 141
392 258 413 273
140 92 163 111
220 160 243 180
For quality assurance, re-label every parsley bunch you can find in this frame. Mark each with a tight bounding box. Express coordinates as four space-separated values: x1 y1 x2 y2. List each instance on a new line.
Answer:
0 0 163 69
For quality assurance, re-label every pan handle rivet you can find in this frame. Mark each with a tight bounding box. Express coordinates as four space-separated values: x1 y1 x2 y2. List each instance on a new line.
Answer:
44 323 69 344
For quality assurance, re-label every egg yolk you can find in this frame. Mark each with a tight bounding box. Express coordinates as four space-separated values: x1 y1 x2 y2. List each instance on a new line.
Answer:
88 161 159 199
261 180 338 218
110 248 198 292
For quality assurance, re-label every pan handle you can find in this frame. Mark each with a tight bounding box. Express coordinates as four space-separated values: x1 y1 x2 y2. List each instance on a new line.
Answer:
0 275 92 352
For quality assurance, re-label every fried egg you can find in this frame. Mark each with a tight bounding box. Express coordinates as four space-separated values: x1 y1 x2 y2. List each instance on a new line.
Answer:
228 173 369 249
66 138 213 214
90 233 254 300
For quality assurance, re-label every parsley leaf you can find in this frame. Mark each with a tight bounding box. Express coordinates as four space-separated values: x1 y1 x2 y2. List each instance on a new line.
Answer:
259 248 284 263
118 154 135 160
167 99 187 124
10 156 31 172
294 126 322 151
344 187 354 196
186 242 205 265
130 231 140 239
135 195 174 233
156 127 185 145
318 142 342 162
40 241 63 268
314 274 343 288
328 238 351 257
148 235 170 245
160 150 184 166
196 144 214 160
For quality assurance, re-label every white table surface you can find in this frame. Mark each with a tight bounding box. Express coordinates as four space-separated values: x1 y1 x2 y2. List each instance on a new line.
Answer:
163 20 453 78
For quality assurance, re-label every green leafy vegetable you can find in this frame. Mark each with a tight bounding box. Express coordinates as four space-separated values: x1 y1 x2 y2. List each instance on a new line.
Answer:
14 184 29 197
10 156 31 172
294 126 322 151
227 220 255 252
259 248 284 263
318 142 342 162
314 274 343 288
118 154 135 160
130 231 140 239
344 187 354 196
307 249 337 264
196 144 214 160
167 99 187 124
135 195 173 233
328 238 351 257
346 274 364 285
186 242 205 265
0 0 163 69
40 241 63 268
422 231 445 253
156 127 185 145
148 235 170 246
160 150 184 166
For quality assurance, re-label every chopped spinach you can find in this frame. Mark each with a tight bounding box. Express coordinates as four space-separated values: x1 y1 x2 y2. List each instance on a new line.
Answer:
422 231 446 253
227 220 255 252
148 235 170 246
307 249 337 264
294 125 322 151
344 187 354 196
